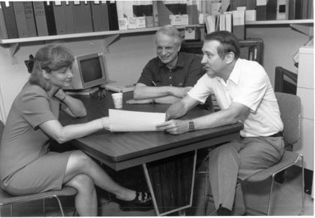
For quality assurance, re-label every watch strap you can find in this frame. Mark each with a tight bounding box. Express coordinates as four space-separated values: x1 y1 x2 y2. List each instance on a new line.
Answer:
188 120 195 132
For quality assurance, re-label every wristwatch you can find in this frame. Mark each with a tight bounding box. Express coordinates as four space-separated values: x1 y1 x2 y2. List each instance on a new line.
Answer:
188 120 195 132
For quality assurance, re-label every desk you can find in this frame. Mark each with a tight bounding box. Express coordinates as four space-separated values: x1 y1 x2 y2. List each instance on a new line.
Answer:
59 92 243 215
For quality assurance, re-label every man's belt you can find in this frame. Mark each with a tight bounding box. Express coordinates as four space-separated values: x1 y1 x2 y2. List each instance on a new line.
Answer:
268 132 283 137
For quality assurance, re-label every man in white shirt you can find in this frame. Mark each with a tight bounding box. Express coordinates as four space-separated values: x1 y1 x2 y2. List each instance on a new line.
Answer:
157 31 284 215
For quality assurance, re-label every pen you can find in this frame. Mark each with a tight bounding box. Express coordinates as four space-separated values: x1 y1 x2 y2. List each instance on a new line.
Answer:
152 81 157 86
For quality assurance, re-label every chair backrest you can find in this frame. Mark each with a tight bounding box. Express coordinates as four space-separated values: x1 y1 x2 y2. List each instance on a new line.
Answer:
275 92 301 147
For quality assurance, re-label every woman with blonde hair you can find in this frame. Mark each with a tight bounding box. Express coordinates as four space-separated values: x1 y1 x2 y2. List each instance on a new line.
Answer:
0 44 152 216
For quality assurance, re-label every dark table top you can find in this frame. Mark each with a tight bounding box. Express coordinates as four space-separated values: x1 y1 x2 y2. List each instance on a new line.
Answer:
59 92 243 170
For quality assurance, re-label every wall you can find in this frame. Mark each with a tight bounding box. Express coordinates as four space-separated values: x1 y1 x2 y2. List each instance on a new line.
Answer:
0 25 312 122
246 25 311 86
0 33 156 122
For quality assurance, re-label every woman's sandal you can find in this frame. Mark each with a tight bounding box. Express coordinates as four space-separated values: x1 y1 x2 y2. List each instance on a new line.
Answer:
116 191 153 211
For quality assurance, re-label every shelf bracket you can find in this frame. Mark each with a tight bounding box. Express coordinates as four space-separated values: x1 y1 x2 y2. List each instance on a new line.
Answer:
290 23 314 36
8 43 20 65
102 34 120 53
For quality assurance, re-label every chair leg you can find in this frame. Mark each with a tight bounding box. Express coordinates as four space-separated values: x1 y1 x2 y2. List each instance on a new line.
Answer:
268 176 276 215
300 154 305 215
53 196 65 217
204 168 209 215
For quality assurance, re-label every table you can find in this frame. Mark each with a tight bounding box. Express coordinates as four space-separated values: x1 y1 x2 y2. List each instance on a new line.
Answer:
59 92 243 216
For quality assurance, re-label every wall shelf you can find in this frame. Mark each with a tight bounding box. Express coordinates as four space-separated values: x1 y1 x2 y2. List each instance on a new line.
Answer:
246 19 314 25
0 20 313 45
0 25 195 45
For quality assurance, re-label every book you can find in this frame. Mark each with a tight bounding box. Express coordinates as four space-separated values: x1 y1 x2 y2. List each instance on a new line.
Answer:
43 1 57 35
63 1 76 34
204 14 216 34
13 2 29 38
91 1 110 32
0 3 8 39
23 2 37 37
225 12 232 32
32 2 49 36
53 1 67 35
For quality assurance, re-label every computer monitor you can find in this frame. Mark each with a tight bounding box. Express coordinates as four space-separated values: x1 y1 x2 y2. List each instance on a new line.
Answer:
66 52 108 91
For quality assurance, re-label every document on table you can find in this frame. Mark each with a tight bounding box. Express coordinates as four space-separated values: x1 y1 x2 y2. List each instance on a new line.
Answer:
109 109 166 132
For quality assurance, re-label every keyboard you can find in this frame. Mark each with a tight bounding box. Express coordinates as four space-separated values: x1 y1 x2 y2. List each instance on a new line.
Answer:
102 81 135 93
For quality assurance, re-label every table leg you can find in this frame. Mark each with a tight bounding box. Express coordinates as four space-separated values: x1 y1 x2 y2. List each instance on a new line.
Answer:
142 150 197 216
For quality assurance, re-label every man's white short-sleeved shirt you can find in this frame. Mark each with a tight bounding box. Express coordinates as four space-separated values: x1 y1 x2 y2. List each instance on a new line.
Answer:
188 58 283 137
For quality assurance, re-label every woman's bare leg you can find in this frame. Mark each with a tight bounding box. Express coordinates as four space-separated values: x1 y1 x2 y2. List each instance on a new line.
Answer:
65 174 98 216
64 150 136 201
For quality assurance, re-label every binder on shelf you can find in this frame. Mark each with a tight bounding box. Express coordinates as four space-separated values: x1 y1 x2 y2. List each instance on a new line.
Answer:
187 2 199 25
232 10 245 40
156 1 172 26
53 1 67 35
23 2 37 37
13 2 29 38
79 1 93 33
288 0 296 19
73 1 93 33
153 1 159 27
295 0 303 19
63 1 75 34
0 3 8 39
246 0 256 10
32 1 49 36
266 0 277 20
44 1 57 35
256 0 277 20
107 1 119 31
91 1 110 32
302 0 309 19
307 0 313 19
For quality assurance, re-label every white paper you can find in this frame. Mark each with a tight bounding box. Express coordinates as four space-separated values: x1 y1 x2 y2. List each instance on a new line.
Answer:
109 109 166 132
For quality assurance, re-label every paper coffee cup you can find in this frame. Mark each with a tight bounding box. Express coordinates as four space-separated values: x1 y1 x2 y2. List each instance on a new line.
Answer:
112 93 123 109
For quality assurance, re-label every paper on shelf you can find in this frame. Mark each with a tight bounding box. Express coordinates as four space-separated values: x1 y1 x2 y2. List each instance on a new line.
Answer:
109 109 166 132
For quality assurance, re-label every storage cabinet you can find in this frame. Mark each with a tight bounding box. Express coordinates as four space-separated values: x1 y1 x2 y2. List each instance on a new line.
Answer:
295 46 314 197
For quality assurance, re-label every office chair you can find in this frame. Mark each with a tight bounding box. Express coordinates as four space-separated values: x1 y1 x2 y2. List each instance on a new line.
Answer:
0 120 78 216
202 92 304 216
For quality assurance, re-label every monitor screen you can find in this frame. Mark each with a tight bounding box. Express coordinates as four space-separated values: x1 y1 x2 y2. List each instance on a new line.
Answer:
80 57 103 83
66 52 108 90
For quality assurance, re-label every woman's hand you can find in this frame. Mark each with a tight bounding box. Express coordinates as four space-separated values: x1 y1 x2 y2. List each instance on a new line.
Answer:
54 88 67 102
